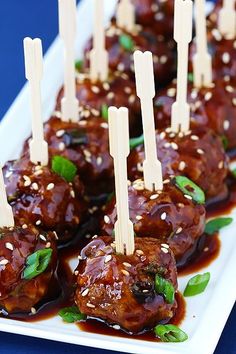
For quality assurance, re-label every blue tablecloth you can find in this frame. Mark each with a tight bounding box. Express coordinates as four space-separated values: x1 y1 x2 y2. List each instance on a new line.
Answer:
0 1 235 353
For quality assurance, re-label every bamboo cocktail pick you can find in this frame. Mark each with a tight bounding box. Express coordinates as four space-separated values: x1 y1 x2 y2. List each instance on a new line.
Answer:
23 37 49 166
171 0 193 133
58 0 79 122
90 0 108 82
193 0 212 88
117 0 135 32
0 166 14 228
108 107 135 255
219 0 236 39
134 50 163 192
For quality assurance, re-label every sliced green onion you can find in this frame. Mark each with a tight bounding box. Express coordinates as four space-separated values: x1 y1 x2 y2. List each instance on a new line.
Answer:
58 306 87 323
221 135 228 150
119 34 134 52
154 324 188 342
130 135 144 150
75 59 83 71
184 272 210 297
52 156 77 182
101 104 108 121
23 248 53 280
155 274 175 304
188 73 194 83
231 168 236 178
174 176 205 204
205 217 233 235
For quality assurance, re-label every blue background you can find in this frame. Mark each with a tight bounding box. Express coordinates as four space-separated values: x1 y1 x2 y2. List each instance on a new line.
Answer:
0 1 235 353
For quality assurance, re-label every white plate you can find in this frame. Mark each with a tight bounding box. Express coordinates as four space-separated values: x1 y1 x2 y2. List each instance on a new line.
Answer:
0 1 235 354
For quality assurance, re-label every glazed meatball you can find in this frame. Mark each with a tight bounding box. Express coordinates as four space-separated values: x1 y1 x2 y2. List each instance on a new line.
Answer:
0 225 57 313
128 126 228 201
101 179 206 265
154 77 236 150
3 155 87 243
75 236 178 333
43 109 114 199
56 70 141 137
84 21 176 87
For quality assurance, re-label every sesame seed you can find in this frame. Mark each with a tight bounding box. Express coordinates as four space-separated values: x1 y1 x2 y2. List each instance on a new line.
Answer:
204 247 209 252
137 162 143 172
184 194 193 200
107 92 115 100
191 90 198 99
32 182 39 191
150 194 159 200
82 288 89 297
232 98 236 106
167 88 176 97
103 82 110 91
161 243 169 249
22 224 28 229
128 95 136 104
136 215 143 220
0 259 9 266
86 303 95 308
164 142 171 148
53 231 58 240
123 262 132 268
74 270 79 276
212 29 222 41
178 161 186 171
34 170 43 176
46 242 51 248
159 132 166 140
117 63 125 72
104 215 110 224
176 227 183 234
5 242 13 251
225 85 233 93
197 148 204 155
39 234 47 242
46 183 55 191
218 161 224 169
104 255 112 263
124 86 132 94
101 122 109 129
121 269 130 276
161 247 169 253
96 156 103 166
136 249 144 256
70 190 75 198
171 142 178 150
163 179 170 184
31 307 37 314
56 129 65 138
24 179 31 187
78 255 83 260
224 120 230 130
160 55 167 64
191 135 199 141
91 86 100 94
222 52 230 64
169 132 175 138
160 212 167 220
91 108 100 116
113 325 121 330
36 220 41 226
58 142 65 151
204 92 212 101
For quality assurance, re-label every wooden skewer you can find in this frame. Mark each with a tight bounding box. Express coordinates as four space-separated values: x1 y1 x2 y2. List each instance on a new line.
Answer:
23 37 49 166
117 0 135 32
90 0 108 82
171 0 193 133
0 165 14 228
134 50 163 192
108 106 135 255
219 0 236 39
193 0 212 88
58 0 79 122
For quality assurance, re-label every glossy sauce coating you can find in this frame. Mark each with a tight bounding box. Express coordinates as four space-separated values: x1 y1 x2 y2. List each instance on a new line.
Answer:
75 236 178 333
101 179 206 263
3 155 87 243
0 225 57 313
128 126 228 200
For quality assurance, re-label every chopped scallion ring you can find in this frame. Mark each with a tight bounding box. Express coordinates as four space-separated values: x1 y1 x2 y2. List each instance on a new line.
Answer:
174 176 205 204
154 324 188 342
184 272 210 297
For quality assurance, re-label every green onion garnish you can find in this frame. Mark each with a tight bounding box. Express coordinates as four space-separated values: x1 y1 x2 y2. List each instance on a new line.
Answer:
155 274 175 304
184 272 210 297
221 135 228 150
101 104 108 121
119 34 134 52
23 248 53 280
75 59 83 71
154 324 188 342
58 306 87 323
188 73 194 83
205 217 233 235
174 176 205 204
231 168 236 178
130 135 144 150
52 156 77 183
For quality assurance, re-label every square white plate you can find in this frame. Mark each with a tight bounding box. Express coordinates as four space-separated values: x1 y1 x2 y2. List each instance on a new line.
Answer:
0 1 235 354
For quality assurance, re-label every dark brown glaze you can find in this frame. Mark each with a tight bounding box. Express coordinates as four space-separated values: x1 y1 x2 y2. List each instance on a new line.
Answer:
42 111 114 199
56 71 141 137
101 179 206 263
84 21 176 87
133 0 175 39
0 225 57 313
75 236 178 334
154 77 236 150
128 126 228 200
3 155 87 243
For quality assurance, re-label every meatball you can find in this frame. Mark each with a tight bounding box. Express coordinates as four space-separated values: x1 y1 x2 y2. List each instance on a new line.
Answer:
101 179 206 265
75 236 178 333
3 155 87 243
154 77 236 150
0 224 57 313
133 0 175 39
56 70 141 137
43 109 114 200
84 21 176 87
128 126 228 201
